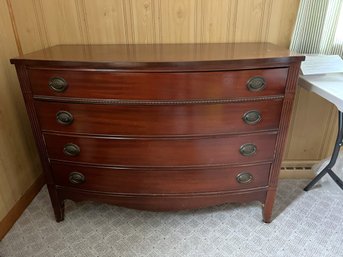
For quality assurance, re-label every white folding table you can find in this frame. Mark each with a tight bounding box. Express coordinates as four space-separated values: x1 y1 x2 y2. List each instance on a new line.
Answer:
299 73 343 190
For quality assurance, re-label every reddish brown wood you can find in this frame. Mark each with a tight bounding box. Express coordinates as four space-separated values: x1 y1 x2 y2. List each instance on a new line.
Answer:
13 65 65 222
28 68 288 99
51 162 271 193
44 132 277 166
10 43 304 222
10 43 304 71
263 188 277 223
35 99 283 136
262 63 303 223
57 186 268 212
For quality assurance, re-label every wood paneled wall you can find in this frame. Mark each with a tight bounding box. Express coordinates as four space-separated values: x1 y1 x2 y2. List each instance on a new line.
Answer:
1 0 335 227
285 88 337 162
10 0 300 51
0 0 42 222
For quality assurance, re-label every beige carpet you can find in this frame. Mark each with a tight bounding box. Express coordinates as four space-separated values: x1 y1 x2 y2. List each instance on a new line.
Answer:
1 179 343 257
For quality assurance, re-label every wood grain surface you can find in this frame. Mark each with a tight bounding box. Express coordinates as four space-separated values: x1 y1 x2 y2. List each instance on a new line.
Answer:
2 0 332 232
12 42 302 222
51 162 271 194
43 132 278 166
6 0 330 165
10 0 300 51
57 186 268 212
27 66 289 98
0 0 41 223
34 99 283 136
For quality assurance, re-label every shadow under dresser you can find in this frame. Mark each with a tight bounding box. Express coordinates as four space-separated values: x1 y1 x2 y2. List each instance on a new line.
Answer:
10 43 304 223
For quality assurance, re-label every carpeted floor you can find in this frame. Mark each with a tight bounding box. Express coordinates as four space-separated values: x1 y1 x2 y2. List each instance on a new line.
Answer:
1 179 343 257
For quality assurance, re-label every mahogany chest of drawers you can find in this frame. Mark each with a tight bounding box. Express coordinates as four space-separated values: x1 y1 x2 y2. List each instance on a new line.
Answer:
11 43 304 223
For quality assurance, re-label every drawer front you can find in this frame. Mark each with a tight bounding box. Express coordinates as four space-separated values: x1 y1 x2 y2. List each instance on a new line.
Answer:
35 100 283 136
51 162 271 193
28 68 288 99
44 133 277 166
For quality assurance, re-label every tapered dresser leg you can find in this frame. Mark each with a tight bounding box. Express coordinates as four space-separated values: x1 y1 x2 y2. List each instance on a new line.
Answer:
53 201 65 222
262 189 277 223
47 185 65 222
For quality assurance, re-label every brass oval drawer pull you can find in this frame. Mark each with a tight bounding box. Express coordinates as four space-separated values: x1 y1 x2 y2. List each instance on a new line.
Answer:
243 110 261 125
56 111 73 125
239 143 257 156
63 143 80 156
236 172 253 184
48 77 68 92
247 76 265 91
69 172 85 184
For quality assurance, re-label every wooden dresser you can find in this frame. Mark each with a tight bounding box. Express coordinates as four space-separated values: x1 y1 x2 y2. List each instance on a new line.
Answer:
11 43 304 223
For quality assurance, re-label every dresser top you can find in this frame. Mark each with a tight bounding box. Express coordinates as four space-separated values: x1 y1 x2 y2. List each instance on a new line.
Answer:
11 43 304 71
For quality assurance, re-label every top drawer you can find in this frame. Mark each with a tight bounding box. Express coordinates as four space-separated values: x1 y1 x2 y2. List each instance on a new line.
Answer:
28 68 288 100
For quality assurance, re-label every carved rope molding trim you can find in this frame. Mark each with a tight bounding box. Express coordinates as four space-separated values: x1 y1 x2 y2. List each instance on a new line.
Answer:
33 95 284 105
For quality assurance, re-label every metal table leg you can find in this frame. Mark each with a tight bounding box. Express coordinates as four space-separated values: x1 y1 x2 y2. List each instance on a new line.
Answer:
304 111 343 191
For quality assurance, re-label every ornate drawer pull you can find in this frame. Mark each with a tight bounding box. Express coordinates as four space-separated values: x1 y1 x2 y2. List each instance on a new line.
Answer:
247 76 265 92
236 172 253 184
69 172 85 184
56 111 73 125
63 143 80 156
239 143 257 156
48 77 68 92
242 110 261 125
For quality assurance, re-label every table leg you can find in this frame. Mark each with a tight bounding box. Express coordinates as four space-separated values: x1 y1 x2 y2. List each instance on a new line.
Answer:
304 111 343 191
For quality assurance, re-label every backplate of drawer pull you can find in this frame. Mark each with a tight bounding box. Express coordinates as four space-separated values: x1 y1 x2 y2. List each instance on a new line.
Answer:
56 111 74 125
247 76 266 92
242 110 262 125
48 77 68 92
236 172 253 184
239 143 257 156
68 172 85 184
63 143 80 156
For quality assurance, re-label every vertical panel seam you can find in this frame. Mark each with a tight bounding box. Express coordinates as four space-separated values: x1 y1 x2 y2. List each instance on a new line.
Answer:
264 0 272 42
38 0 51 47
129 0 136 43
158 0 162 43
81 0 90 44
121 0 129 44
200 0 204 43
151 0 157 43
32 0 46 49
259 0 265 41
233 0 238 41
5 0 23 55
75 0 86 44
194 0 198 42
225 0 231 42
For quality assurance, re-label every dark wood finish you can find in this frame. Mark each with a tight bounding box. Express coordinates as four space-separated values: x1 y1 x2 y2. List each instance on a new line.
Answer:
51 162 271 193
10 43 304 70
28 68 288 99
35 99 283 136
262 63 302 222
10 43 304 222
57 186 268 212
13 65 65 222
44 132 277 166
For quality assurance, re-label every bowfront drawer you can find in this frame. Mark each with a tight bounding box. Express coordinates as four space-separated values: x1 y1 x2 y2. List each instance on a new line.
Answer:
51 162 271 194
44 133 277 166
35 99 283 136
28 68 288 99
